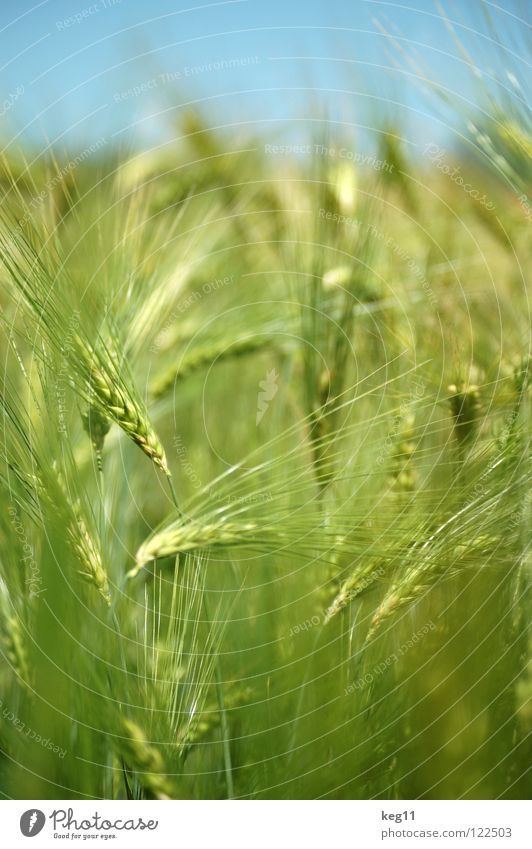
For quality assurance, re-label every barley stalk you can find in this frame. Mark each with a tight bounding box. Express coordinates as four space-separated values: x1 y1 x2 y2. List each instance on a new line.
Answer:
0 553 30 685
389 413 417 493
324 559 386 622
80 340 169 475
118 718 174 800
81 405 111 471
66 511 110 605
2 613 30 684
151 333 275 399
176 687 250 758
50 464 111 605
367 534 501 642
129 519 263 576
0 223 170 477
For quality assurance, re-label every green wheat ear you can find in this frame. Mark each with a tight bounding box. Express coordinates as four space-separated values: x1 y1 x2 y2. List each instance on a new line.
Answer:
48 463 112 605
151 331 276 399
66 506 111 605
1 609 30 686
128 518 262 577
0 217 171 478
176 685 252 758
80 342 170 475
118 718 175 800
324 557 385 623
81 405 111 471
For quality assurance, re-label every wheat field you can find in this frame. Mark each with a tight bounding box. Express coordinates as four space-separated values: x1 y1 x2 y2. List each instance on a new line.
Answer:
0 4 530 802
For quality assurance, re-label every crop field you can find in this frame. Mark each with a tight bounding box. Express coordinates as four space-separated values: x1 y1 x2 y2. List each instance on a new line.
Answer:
0 2 530 802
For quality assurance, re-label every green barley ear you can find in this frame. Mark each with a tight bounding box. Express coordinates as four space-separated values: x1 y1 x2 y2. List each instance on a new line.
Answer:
176 686 251 759
512 355 531 397
366 533 501 643
129 519 262 577
81 405 111 469
0 603 30 685
118 718 175 800
324 408 420 621
151 332 276 399
78 337 170 476
389 413 417 494
0 378 111 605
324 558 385 622
66 508 110 605
3 617 30 684
0 216 170 478
50 464 111 605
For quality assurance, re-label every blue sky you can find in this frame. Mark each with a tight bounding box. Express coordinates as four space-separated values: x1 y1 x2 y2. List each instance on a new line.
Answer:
0 0 529 154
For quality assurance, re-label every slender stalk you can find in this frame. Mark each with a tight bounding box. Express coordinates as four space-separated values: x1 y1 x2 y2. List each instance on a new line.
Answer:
168 459 233 797
203 591 234 800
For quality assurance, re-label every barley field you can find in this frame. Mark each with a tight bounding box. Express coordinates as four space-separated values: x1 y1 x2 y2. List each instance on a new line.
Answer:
0 2 530 802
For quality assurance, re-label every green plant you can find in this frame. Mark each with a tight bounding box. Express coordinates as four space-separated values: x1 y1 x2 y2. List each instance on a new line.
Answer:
0 83 529 802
